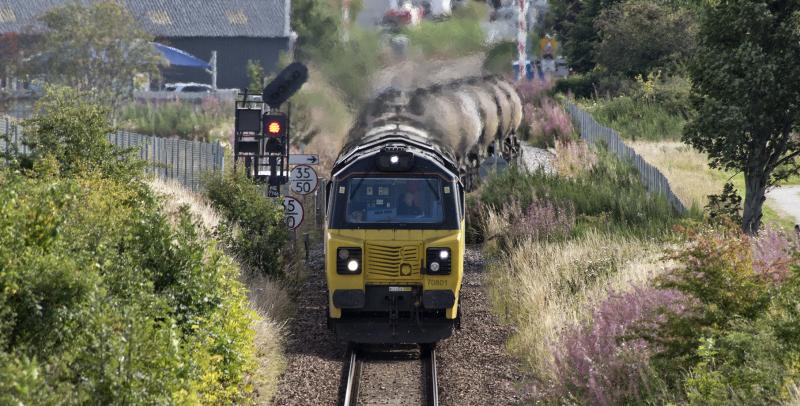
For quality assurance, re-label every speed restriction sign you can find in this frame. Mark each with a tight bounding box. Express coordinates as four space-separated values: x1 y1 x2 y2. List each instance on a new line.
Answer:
289 165 318 195
282 196 304 230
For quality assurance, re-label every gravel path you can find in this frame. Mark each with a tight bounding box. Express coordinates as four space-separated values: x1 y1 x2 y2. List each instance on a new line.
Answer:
520 145 555 174
272 246 524 405
767 185 800 226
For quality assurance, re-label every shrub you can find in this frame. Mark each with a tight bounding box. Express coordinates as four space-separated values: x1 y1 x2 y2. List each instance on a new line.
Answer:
0 172 256 404
203 172 288 278
483 41 516 75
554 71 635 99
14 86 144 179
652 227 772 370
751 227 798 283
515 77 554 106
643 225 800 403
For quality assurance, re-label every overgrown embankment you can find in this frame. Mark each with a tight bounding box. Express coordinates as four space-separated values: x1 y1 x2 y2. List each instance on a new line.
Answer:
479 94 800 405
0 87 287 404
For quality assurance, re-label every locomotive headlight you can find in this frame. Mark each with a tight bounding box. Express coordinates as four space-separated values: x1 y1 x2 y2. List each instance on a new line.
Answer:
390 155 400 164
336 247 362 274
426 248 451 275
347 260 359 272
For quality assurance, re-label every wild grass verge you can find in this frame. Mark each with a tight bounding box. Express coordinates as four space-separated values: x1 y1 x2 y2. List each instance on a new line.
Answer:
479 147 678 241
488 232 668 381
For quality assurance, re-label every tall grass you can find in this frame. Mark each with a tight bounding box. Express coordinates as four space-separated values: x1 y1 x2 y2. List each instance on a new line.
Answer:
583 96 686 141
488 231 669 385
480 148 678 236
119 98 231 142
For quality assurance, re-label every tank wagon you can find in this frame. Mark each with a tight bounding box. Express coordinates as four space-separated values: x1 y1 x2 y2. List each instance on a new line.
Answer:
325 76 522 344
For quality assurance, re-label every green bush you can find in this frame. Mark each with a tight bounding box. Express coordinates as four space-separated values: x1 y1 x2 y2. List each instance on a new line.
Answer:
479 148 678 236
644 226 800 404
0 172 256 404
203 172 288 278
1 88 256 403
554 71 635 99
313 27 382 105
15 86 144 180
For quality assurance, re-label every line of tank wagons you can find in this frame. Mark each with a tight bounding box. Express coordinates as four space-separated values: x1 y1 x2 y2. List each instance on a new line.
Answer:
344 75 524 189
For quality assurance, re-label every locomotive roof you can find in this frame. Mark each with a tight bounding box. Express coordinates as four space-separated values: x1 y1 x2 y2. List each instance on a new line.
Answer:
332 123 459 178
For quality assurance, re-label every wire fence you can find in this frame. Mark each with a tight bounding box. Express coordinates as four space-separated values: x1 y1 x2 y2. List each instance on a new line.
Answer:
565 102 687 214
1 116 225 191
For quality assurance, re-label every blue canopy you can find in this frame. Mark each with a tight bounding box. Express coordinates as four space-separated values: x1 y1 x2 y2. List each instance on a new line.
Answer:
153 42 211 70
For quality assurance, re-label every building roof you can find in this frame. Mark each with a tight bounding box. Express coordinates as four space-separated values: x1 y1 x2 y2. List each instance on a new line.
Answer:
0 0 291 38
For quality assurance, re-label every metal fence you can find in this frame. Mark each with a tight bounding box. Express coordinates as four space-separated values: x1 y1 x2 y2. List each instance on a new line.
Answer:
1 116 225 191
565 103 687 213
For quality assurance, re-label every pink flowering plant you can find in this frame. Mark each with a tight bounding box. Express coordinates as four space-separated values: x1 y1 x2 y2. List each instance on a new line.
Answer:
545 286 686 405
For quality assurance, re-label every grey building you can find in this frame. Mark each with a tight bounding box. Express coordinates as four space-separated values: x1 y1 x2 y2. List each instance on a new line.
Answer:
0 0 292 89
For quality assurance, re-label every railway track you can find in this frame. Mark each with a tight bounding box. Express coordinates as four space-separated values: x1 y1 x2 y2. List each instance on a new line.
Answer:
341 345 439 406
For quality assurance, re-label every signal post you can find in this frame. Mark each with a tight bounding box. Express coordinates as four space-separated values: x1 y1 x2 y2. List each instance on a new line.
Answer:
234 62 313 231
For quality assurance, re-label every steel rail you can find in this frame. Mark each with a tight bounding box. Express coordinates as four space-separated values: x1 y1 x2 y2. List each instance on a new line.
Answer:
340 344 438 406
422 346 439 406
342 346 362 406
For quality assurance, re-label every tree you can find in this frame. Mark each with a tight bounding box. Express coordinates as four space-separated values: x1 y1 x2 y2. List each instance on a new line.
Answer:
683 0 800 234
246 59 266 93
31 1 161 111
558 0 621 73
594 1 696 77
291 0 342 61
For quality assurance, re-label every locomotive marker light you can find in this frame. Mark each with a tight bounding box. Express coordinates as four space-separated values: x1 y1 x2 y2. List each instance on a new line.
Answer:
282 196 304 230
289 164 318 195
336 247 362 275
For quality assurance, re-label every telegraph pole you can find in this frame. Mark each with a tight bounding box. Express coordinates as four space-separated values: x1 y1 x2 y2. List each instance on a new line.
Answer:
516 0 528 81
342 0 351 41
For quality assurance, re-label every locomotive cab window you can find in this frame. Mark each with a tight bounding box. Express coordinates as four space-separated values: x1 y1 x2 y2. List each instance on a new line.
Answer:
331 177 460 229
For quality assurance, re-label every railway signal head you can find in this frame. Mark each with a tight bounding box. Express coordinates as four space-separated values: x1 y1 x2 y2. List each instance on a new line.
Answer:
263 113 287 154
263 113 286 138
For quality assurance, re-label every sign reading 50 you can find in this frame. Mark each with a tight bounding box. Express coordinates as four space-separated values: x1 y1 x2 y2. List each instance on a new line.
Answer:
289 165 318 195
282 196 303 230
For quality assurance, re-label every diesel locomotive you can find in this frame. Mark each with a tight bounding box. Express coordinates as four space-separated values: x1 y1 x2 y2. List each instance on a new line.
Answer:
324 77 522 344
